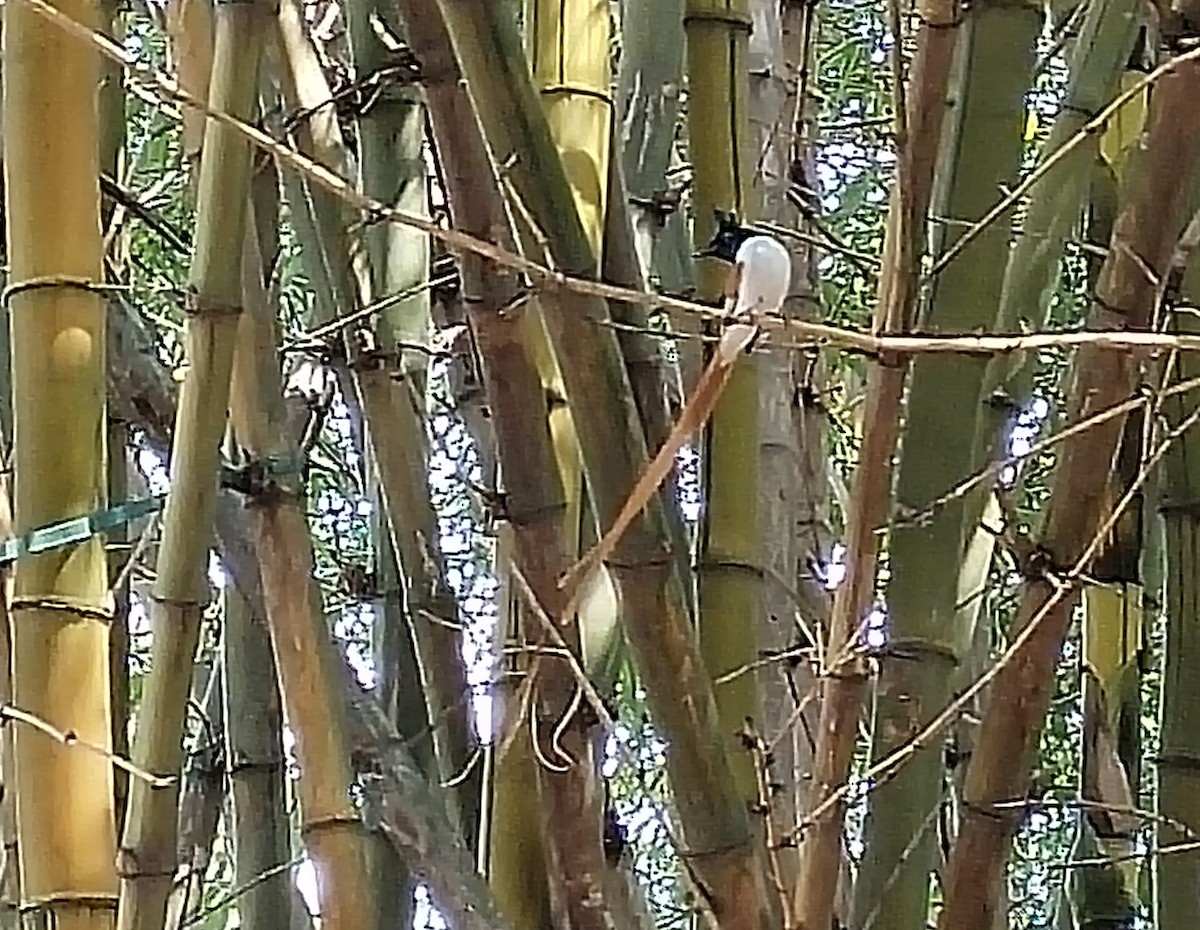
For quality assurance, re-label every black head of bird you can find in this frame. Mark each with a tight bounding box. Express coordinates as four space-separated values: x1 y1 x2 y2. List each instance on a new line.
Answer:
696 210 756 264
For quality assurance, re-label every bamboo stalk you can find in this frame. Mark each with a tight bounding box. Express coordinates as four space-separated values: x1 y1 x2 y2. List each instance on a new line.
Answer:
1071 176 1146 925
103 281 503 930
0 429 19 930
223 585 292 930
684 0 763 809
228 210 374 930
793 2 961 927
422 5 770 927
520 3 622 927
275 1 476 836
366 479 424 930
5 0 121 923
399 5 616 927
747 0 830 905
1159 251 1200 928
166 664 226 927
851 5 1039 927
970 0 1141 473
115 3 265 927
616 0 692 296
100 0 130 841
938 55 1200 930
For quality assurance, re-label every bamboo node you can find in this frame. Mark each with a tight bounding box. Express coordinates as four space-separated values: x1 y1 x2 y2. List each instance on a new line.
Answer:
299 813 364 839
222 454 305 504
2 275 111 305
183 288 243 317
1158 497 1200 517
16 893 117 913
536 82 615 106
1156 751 1200 772
9 594 115 623
115 846 177 880
682 8 752 31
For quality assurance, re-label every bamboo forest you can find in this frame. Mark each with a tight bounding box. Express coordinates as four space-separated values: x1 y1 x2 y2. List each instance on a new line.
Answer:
6 0 1200 928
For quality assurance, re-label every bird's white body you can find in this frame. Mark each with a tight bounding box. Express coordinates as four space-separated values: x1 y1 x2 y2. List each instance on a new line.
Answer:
729 234 792 317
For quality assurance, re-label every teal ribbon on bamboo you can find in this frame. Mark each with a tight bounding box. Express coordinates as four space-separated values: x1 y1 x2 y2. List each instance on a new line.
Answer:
0 452 305 564
0 494 167 565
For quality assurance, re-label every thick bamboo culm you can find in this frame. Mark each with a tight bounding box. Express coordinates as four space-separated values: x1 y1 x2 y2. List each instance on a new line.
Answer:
4 0 120 926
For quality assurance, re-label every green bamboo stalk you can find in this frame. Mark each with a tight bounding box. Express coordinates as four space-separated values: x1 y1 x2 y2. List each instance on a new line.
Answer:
971 0 1141 471
423 3 771 926
223 585 292 930
346 0 431 357
616 0 691 296
851 6 1039 928
616 0 699 387
116 4 265 927
938 57 1200 930
5 0 121 924
1157 245 1200 930
684 0 762 808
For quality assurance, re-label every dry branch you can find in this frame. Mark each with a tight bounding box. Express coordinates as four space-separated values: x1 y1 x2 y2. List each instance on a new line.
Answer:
18 0 1200 363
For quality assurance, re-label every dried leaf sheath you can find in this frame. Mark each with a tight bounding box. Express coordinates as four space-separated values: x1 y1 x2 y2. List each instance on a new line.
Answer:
938 54 1200 930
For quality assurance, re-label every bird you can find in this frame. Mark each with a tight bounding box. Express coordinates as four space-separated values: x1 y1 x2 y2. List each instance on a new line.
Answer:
697 210 792 320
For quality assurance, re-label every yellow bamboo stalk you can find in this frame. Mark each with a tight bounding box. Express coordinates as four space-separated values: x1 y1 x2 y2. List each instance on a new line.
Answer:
116 2 266 928
4 0 119 924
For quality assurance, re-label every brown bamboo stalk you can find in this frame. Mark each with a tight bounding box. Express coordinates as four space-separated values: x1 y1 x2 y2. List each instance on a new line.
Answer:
937 54 1200 930
228 209 374 930
793 2 961 927
403 7 614 929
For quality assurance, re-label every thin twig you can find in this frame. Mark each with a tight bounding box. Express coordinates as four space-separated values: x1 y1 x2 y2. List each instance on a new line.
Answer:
0 703 174 788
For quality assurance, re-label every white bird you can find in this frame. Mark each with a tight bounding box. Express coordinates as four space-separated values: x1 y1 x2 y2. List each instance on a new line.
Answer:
699 211 792 319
